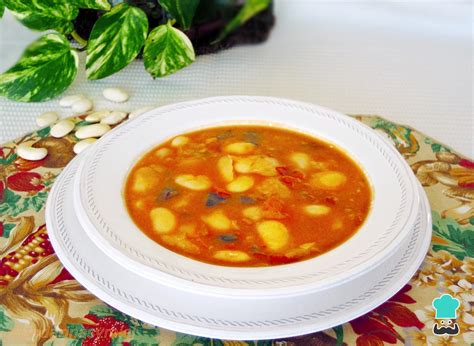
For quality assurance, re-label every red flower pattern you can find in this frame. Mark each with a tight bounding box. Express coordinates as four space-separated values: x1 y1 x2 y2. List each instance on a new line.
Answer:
349 285 424 345
6 172 44 192
82 314 130 346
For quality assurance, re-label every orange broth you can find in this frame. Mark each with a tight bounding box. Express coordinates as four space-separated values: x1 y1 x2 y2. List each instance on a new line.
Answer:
124 126 371 267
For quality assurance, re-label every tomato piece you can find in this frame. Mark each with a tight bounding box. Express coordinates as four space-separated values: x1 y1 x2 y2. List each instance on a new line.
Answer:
212 187 232 198
262 196 287 219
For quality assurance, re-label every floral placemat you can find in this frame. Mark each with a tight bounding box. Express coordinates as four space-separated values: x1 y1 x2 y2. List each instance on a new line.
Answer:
0 115 472 345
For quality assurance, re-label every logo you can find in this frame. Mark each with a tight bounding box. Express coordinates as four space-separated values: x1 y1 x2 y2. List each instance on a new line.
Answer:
431 294 460 336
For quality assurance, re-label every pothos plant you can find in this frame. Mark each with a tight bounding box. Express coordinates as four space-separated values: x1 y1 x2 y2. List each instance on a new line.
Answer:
0 0 271 102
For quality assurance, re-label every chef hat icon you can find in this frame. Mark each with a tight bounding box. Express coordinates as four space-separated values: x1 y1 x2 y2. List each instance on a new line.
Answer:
432 294 460 319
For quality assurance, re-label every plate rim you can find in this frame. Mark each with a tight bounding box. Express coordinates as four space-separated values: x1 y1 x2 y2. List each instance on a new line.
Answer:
46 152 432 340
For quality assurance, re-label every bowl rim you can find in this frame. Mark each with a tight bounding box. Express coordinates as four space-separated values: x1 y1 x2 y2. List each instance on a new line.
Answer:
73 96 421 296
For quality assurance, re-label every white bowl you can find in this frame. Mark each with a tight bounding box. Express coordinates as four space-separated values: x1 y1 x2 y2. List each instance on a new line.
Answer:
74 96 420 296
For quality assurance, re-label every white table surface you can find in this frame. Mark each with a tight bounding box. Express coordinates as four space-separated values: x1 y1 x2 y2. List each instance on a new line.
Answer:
1 1 472 157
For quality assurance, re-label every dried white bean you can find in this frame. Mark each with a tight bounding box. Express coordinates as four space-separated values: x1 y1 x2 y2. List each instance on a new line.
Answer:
36 111 59 127
103 87 129 103
100 111 127 125
73 138 97 154
17 143 48 161
71 98 93 113
128 106 153 119
85 110 111 122
50 119 75 138
75 123 111 139
59 94 85 107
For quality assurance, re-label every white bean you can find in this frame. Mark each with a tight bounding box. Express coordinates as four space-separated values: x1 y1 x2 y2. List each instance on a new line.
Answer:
224 142 256 154
59 94 85 107
310 171 347 189
17 143 48 161
304 204 331 216
257 221 289 251
150 208 176 234
50 119 75 138
155 147 172 158
226 176 254 193
36 111 58 127
128 106 153 119
73 138 97 154
217 155 234 182
100 111 127 125
71 98 93 113
103 87 129 103
213 250 251 262
85 110 111 122
75 123 111 139
290 152 310 170
175 174 211 191
171 136 189 147
202 210 232 231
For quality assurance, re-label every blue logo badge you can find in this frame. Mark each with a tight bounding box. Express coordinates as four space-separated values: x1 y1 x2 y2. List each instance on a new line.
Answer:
431 294 460 336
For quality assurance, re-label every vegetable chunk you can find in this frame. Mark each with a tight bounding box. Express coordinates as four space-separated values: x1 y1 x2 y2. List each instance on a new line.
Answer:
257 221 289 251
150 207 176 234
234 155 279 176
243 206 263 221
132 166 161 192
213 250 251 262
257 177 290 199
162 234 200 254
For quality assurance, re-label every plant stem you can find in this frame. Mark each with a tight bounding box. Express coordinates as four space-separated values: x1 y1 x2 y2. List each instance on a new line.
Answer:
71 31 88 47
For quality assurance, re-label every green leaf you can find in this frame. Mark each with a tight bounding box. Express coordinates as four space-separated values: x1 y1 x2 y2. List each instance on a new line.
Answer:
0 307 14 332
0 33 78 102
73 0 111 10
5 0 78 34
86 3 148 80
0 0 5 18
2 224 15 238
432 211 474 260
214 0 271 42
89 305 117 318
1 188 20 206
158 0 199 30
66 324 92 339
36 126 51 138
143 21 195 78
333 325 344 346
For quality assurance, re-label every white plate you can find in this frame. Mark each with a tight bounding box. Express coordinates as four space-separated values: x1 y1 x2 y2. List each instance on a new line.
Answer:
74 96 420 294
46 155 431 340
